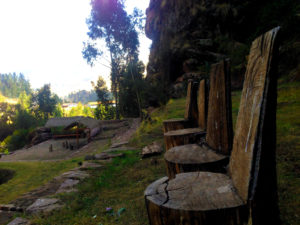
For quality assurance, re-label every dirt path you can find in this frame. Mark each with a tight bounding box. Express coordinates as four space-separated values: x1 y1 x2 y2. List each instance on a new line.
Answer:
0 118 140 162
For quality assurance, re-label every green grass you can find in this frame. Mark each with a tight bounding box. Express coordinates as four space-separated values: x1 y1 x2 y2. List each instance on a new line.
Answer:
130 98 186 148
0 160 80 204
31 151 165 225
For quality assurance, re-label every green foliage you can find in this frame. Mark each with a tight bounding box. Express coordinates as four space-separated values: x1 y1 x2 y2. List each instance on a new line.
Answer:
14 108 39 130
0 92 5 102
94 104 115 120
1 129 30 151
67 102 95 118
0 103 15 141
18 91 31 110
31 84 57 119
53 103 64 118
119 61 145 117
91 76 111 104
83 0 143 119
0 73 31 98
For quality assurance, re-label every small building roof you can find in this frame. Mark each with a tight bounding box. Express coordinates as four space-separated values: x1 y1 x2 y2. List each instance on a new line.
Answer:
45 116 100 130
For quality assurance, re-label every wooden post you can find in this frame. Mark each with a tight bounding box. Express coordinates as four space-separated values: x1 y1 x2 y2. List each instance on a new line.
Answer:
76 126 79 149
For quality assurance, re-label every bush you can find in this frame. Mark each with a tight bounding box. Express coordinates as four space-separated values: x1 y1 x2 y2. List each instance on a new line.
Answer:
1 129 30 152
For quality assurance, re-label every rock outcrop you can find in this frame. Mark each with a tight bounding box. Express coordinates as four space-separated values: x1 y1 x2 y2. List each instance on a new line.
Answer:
145 0 240 92
145 0 300 100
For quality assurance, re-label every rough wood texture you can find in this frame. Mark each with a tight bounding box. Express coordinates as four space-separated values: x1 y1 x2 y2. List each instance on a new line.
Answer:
145 173 248 225
164 128 205 151
229 27 280 205
184 79 196 120
165 144 228 179
162 119 192 133
197 79 207 130
206 60 233 154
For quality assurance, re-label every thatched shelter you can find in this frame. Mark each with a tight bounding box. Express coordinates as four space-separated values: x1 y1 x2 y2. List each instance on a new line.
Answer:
45 116 100 130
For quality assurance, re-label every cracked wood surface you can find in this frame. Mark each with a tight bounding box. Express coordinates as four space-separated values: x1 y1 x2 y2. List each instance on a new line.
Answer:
164 144 228 178
145 172 247 225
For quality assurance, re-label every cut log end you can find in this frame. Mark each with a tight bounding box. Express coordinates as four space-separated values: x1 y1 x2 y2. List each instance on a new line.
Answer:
145 172 248 225
164 144 228 179
164 128 206 151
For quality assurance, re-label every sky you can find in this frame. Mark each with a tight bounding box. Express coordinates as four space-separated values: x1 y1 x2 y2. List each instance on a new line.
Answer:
0 0 151 97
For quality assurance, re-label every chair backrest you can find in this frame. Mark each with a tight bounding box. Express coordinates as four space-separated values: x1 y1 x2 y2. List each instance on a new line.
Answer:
184 79 197 121
197 79 208 130
184 79 207 130
206 59 233 155
229 27 280 202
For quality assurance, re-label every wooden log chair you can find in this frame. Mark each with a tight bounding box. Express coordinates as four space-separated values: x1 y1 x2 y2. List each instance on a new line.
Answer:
163 79 208 133
164 79 208 151
145 27 280 225
165 59 233 178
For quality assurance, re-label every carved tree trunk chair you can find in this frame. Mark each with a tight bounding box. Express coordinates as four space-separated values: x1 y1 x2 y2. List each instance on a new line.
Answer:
164 79 208 151
165 59 233 178
145 27 280 225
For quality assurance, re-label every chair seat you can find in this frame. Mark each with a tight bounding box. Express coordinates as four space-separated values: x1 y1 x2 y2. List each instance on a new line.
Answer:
165 144 227 164
145 172 244 211
164 128 205 137
163 118 188 123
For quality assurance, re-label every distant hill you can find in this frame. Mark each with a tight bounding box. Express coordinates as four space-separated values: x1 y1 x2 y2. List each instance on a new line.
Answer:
65 90 98 104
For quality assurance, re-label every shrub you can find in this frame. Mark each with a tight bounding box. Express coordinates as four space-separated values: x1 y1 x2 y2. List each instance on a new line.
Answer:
1 129 30 151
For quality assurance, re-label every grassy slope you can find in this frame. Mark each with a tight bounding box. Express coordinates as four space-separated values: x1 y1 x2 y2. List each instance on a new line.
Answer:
0 160 80 204
2 82 299 224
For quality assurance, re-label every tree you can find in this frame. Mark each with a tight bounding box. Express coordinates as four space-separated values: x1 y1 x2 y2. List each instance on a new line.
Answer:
32 84 57 120
92 76 115 120
0 73 31 98
53 103 64 118
18 91 31 110
83 0 142 119
119 61 145 117
91 76 110 104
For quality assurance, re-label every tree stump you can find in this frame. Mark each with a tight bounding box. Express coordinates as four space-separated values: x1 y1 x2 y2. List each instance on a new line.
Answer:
164 128 205 151
145 172 248 225
164 144 228 179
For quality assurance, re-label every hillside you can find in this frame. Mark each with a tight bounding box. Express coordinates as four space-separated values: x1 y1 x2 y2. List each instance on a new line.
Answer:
0 81 298 225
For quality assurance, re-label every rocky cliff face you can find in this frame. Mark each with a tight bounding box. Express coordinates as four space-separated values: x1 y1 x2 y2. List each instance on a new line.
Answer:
145 0 242 91
145 0 300 99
